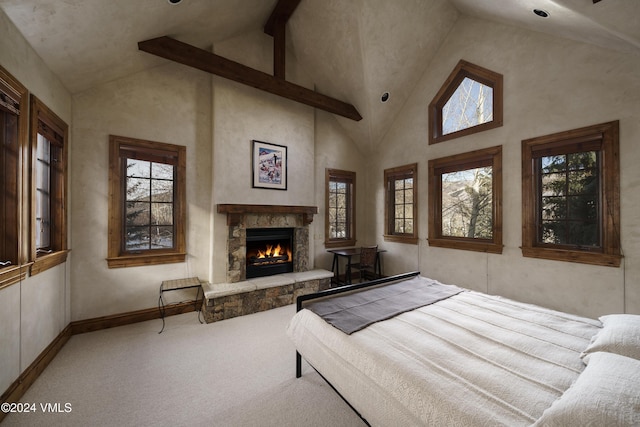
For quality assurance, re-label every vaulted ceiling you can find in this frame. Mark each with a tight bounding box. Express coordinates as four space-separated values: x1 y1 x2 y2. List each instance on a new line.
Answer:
1 0 638 150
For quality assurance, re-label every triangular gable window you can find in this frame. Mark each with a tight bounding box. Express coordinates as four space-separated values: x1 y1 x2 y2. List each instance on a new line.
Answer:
429 60 503 144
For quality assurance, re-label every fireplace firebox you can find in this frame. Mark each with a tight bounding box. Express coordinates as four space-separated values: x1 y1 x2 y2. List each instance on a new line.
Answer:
245 228 294 279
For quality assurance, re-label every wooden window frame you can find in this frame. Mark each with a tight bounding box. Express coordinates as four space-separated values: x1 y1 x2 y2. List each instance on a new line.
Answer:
325 168 356 248
429 60 503 145
0 65 29 290
428 145 503 253
29 95 69 275
107 135 186 268
384 163 418 244
522 121 621 267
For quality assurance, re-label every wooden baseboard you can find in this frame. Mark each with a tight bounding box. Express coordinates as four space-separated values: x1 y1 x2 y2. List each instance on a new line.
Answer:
1 298 202 422
0 324 72 423
71 299 203 335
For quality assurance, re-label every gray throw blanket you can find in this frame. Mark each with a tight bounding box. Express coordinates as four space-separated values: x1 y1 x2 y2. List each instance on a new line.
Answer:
306 276 464 334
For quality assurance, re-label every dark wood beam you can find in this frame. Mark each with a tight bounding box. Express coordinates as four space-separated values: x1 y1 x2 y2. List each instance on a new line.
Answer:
266 0 301 79
138 36 362 121
273 17 286 79
264 0 302 37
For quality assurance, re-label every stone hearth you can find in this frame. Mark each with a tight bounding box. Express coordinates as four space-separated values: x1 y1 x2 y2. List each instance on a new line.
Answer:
201 269 332 323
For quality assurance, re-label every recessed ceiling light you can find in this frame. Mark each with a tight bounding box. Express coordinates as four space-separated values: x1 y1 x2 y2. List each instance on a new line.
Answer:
381 92 390 103
168 0 182 5
533 9 549 18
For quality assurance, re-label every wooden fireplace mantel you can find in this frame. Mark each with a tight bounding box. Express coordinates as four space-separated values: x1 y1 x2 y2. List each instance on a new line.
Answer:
217 204 318 226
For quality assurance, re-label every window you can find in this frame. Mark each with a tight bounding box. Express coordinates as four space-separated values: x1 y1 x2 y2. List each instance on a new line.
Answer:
428 145 503 253
429 60 503 145
325 168 356 248
522 121 621 267
0 65 28 289
29 95 69 275
384 163 418 244
107 135 186 268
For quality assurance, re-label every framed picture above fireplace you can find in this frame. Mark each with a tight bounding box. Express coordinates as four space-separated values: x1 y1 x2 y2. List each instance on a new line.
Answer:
252 140 287 190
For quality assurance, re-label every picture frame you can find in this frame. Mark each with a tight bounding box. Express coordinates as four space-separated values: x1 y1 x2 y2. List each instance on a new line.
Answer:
252 140 287 190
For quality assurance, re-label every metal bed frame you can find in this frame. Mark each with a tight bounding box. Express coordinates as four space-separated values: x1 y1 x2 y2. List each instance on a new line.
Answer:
293 271 421 426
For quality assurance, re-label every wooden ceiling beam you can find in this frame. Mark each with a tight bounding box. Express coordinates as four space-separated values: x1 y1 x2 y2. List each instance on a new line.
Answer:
272 16 286 79
264 0 303 37
138 36 362 121
266 0 302 81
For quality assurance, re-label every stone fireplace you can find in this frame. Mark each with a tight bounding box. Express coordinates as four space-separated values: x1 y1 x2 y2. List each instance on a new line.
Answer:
217 204 317 283
203 204 331 323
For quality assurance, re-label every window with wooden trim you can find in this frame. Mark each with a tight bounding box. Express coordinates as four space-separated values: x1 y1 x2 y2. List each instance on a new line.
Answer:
107 135 186 268
29 95 69 275
428 145 503 253
325 168 356 248
384 163 418 244
429 60 503 145
522 121 621 267
0 65 28 289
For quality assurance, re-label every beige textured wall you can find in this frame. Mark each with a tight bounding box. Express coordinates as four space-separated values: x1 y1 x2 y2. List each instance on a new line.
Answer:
211 31 316 283
210 31 363 283
371 16 640 318
313 110 367 271
71 63 213 320
0 8 71 395
70 29 363 315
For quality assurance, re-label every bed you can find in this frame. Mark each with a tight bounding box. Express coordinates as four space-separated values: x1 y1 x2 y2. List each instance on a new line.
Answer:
287 272 640 426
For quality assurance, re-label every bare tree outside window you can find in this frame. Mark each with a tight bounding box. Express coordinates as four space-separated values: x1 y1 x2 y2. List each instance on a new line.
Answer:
125 159 175 251
437 75 494 241
393 177 414 234
428 146 502 254
441 166 492 239
442 77 493 136
429 60 503 144
325 168 356 247
107 135 186 268
384 163 418 244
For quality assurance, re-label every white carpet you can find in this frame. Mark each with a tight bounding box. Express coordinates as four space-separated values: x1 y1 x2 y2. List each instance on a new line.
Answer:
2 305 366 427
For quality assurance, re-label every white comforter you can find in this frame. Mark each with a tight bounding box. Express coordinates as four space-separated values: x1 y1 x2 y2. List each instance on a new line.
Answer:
287 289 601 426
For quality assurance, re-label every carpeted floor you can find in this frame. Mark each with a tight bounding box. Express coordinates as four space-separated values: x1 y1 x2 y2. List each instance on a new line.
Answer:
2 305 366 427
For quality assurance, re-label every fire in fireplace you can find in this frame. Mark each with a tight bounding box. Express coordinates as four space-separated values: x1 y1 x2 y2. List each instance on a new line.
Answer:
246 228 294 278
248 243 291 265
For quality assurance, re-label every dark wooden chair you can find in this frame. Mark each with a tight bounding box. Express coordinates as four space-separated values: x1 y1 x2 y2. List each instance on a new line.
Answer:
348 245 378 283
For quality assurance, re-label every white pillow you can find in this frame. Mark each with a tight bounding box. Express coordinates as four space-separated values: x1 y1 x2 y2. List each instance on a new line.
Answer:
533 352 640 426
580 314 640 363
